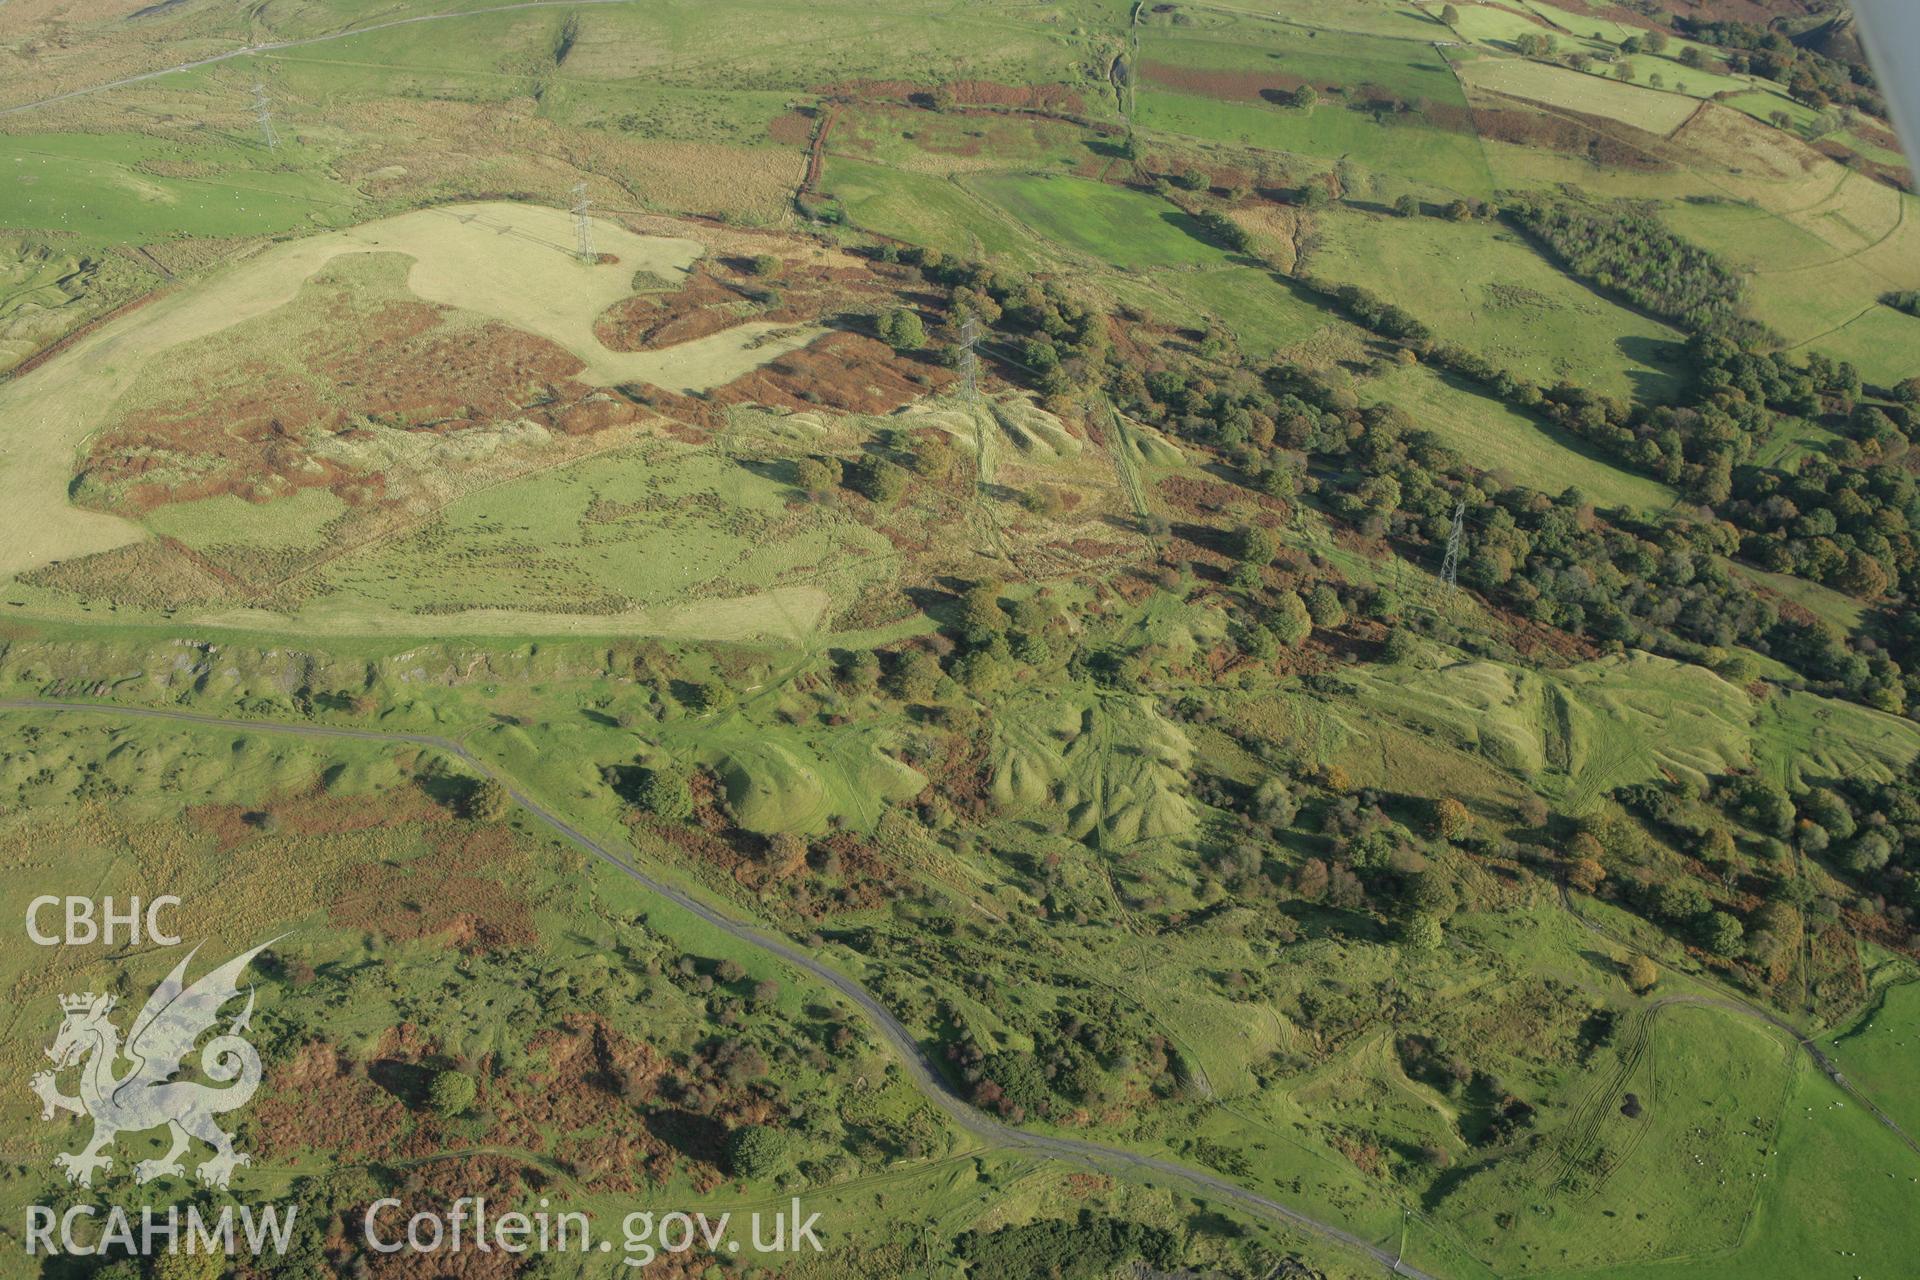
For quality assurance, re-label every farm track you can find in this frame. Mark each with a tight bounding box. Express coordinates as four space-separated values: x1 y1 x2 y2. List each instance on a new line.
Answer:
0 696 1439 1280
1099 398 1154 529
1530 1006 1652 1197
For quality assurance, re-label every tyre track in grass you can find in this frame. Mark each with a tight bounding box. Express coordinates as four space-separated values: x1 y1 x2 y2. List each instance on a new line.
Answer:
0 696 1441 1279
1558 885 1920 1162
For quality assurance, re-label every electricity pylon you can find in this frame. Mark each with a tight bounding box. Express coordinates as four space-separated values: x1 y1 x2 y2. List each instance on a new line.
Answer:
251 81 278 150
1440 498 1466 592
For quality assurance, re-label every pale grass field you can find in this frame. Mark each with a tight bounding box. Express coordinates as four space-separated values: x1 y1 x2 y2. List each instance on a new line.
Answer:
0 200 828 577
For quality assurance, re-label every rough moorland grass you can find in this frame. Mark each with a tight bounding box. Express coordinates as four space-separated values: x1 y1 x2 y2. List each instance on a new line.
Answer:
1513 0 1637 43
965 173 1228 269
1262 0 1445 39
1727 562 1866 634
1365 363 1678 513
317 440 894 621
1309 207 1689 402
144 489 350 553
829 104 1100 176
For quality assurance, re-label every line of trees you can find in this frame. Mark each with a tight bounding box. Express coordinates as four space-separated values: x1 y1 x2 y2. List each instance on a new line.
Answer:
1506 194 1752 337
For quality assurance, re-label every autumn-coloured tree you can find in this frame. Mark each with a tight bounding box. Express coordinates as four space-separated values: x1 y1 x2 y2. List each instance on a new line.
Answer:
1567 857 1606 894
1431 796 1472 842
1626 954 1658 993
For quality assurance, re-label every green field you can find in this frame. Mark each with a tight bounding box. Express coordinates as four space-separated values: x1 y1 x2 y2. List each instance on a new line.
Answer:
1155 266 1355 358
1312 207 1690 402
1364 363 1679 512
1458 58 1700 135
0 132 355 243
823 155 1045 263
1137 88 1498 197
1663 188 1920 385
965 172 1230 268
1822 980 1920 1140
1134 22 1495 195
1139 20 1468 105
1435 1004 1793 1274
1566 1059 1920 1280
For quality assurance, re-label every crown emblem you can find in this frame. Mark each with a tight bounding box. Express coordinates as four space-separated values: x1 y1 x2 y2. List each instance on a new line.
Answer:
59 992 107 1013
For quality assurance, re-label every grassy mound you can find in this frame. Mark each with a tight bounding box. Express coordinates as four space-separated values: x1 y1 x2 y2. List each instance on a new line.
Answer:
988 400 1081 463
1353 651 1920 811
718 732 925 835
1352 654 1752 809
992 693 1196 846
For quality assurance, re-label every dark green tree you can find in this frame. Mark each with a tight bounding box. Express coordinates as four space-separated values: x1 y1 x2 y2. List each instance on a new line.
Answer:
1270 590 1312 648
467 777 511 822
877 307 926 351
637 763 696 821
429 1069 478 1117
854 456 910 504
727 1124 790 1179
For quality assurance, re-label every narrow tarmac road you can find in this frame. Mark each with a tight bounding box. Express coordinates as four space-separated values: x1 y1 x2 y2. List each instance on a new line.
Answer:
0 697 1436 1278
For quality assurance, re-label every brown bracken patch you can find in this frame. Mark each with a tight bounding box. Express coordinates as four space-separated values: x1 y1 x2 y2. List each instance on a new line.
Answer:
768 108 818 147
80 270 629 516
187 782 451 857
250 1041 410 1162
711 331 954 415
328 823 537 953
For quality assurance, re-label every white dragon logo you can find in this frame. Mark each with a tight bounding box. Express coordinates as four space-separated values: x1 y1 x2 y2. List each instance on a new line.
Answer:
30 940 276 1189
